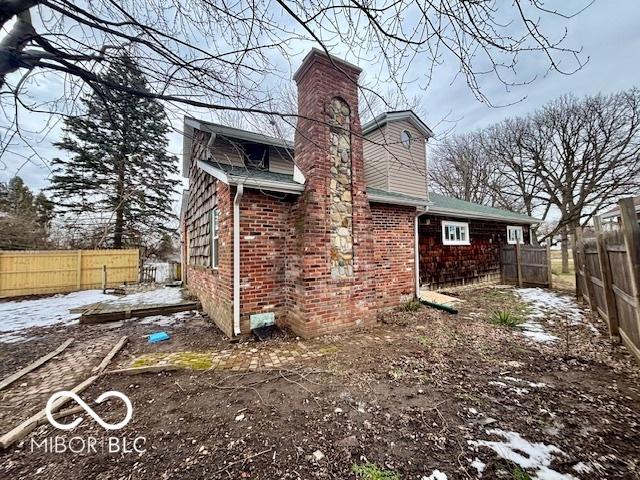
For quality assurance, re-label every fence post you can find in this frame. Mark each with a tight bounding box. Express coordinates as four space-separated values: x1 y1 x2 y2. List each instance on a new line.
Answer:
76 250 82 289
545 238 553 289
515 241 523 287
577 227 597 309
102 265 107 293
619 198 640 335
594 215 620 341
570 232 582 302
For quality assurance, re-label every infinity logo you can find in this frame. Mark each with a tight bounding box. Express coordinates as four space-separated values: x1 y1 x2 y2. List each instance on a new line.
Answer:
45 391 133 431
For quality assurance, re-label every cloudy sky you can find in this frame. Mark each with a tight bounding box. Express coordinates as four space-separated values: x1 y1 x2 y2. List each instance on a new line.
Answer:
1 0 639 206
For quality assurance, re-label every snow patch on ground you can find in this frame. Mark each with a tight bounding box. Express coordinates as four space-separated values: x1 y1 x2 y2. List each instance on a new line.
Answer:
515 288 597 343
0 287 185 338
470 458 486 476
105 287 184 307
422 470 447 480
468 429 577 480
137 310 193 326
0 290 117 333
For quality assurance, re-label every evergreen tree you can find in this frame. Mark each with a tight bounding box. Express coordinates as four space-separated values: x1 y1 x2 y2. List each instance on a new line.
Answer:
48 54 178 248
0 177 52 249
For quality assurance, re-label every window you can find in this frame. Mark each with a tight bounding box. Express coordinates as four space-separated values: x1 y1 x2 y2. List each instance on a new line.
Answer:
507 225 524 245
211 208 219 268
243 143 269 169
400 130 412 149
442 221 470 245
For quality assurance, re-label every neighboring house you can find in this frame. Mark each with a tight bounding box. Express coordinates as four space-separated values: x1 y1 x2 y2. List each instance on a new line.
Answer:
600 197 640 228
180 49 538 338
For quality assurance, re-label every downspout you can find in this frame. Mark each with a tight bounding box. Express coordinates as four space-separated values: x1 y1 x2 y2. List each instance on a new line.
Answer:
415 206 429 299
233 183 244 336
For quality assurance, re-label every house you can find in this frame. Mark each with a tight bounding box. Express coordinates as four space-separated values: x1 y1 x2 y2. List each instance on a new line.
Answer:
180 49 538 338
600 197 640 228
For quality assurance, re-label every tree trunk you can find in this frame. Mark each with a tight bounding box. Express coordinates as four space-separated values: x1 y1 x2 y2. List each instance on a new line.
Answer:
560 228 569 274
113 158 126 248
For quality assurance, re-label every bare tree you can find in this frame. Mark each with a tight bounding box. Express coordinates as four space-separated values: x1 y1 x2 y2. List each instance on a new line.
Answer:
429 131 510 207
482 90 640 269
1 0 591 164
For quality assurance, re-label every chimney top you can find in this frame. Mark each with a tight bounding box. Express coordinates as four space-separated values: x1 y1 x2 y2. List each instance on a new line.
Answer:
292 48 362 83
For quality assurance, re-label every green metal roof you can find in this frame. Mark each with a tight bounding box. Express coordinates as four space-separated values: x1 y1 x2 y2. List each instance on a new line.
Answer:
213 162 300 185
428 192 539 224
366 187 538 223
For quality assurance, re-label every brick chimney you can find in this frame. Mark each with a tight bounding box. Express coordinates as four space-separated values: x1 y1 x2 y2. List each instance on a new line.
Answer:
286 49 376 337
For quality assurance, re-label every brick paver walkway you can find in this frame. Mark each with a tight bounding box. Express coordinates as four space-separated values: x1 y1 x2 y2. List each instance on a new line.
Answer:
0 335 120 432
122 330 406 373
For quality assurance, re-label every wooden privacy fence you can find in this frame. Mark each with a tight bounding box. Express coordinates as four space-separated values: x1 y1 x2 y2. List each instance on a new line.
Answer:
0 249 139 298
574 198 640 364
501 240 553 288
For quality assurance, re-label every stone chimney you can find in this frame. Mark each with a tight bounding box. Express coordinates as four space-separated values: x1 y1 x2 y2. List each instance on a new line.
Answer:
286 49 376 337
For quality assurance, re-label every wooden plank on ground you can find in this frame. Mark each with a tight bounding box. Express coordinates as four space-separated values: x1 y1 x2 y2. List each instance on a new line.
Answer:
92 336 128 374
0 339 74 391
0 374 98 449
80 301 199 324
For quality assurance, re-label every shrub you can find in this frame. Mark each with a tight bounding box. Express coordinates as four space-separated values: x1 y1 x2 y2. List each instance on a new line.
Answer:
401 300 421 312
490 310 523 328
352 463 401 480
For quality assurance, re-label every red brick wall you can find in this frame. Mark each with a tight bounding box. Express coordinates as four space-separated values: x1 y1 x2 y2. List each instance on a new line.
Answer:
287 51 378 337
371 203 416 308
419 215 530 289
238 189 292 333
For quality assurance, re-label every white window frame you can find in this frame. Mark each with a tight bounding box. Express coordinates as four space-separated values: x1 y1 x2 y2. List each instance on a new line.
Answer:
211 208 219 269
441 220 470 246
400 129 413 149
507 225 524 245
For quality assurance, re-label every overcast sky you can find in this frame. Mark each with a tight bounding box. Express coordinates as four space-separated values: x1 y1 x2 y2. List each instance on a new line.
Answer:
1 0 639 205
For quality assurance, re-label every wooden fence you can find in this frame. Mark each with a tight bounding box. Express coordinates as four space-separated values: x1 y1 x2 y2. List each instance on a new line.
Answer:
574 198 640 364
501 240 552 288
0 249 139 298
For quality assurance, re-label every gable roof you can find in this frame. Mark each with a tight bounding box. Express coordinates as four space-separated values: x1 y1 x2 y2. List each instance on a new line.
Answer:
362 110 434 139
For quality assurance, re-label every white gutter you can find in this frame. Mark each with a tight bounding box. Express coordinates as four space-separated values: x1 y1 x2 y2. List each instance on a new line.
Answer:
233 183 244 336
367 193 428 208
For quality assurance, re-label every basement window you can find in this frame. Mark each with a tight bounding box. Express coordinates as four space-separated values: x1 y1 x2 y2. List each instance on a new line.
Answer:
442 220 470 246
507 225 524 245
211 208 219 268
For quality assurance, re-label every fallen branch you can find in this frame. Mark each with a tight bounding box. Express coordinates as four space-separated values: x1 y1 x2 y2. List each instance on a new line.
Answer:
0 338 74 391
214 447 274 474
92 335 128 374
0 375 98 449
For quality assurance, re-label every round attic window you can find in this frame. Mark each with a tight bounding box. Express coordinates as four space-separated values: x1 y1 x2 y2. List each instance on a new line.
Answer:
400 130 412 149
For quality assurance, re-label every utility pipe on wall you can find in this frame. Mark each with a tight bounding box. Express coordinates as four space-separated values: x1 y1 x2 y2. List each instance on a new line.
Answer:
233 183 244 336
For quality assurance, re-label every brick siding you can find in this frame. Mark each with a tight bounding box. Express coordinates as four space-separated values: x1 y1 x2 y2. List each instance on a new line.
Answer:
371 203 416 308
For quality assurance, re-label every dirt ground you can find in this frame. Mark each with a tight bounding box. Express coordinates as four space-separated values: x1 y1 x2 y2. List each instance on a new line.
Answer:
1 285 639 480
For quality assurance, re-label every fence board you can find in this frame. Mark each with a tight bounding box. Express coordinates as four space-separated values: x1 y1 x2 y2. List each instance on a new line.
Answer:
578 198 640 365
0 249 139 298
501 244 551 288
